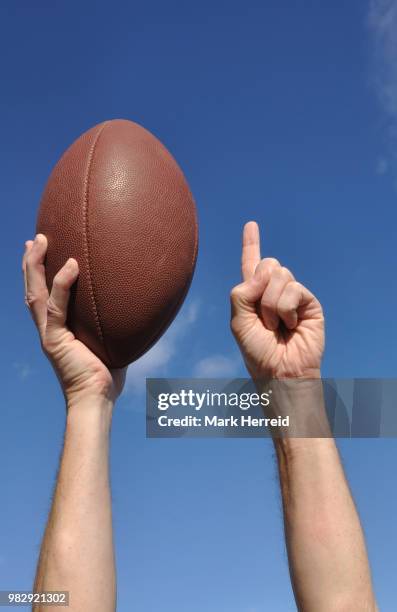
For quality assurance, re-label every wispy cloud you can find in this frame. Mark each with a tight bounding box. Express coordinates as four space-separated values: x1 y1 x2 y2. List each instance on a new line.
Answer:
124 300 199 393
368 0 397 168
368 0 397 116
13 361 32 380
192 354 240 378
376 156 389 174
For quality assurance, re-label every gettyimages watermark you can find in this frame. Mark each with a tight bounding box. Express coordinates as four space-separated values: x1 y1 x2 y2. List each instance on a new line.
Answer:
146 378 397 438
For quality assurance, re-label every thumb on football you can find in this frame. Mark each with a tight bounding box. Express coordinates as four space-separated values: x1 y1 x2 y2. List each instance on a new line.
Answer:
46 259 79 331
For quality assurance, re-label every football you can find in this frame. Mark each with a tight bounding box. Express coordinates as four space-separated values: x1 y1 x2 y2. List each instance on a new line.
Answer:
36 119 198 368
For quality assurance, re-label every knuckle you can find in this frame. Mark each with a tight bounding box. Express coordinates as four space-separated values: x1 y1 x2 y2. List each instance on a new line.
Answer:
313 296 323 313
257 257 279 273
280 266 292 279
40 330 54 353
24 252 33 267
25 292 38 307
40 336 51 354
41 337 59 357
52 274 66 290
278 283 300 311
41 329 63 354
277 300 290 315
284 280 299 296
260 295 274 310
263 257 279 267
230 285 242 301
230 315 243 337
25 249 39 265
230 316 238 334
46 297 63 318
278 304 295 321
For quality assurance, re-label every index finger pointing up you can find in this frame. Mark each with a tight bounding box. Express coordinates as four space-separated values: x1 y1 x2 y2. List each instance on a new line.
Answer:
241 221 261 281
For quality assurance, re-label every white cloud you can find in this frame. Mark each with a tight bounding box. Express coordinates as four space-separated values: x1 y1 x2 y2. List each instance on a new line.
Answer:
124 298 243 397
192 354 240 378
368 1 397 147
124 299 199 393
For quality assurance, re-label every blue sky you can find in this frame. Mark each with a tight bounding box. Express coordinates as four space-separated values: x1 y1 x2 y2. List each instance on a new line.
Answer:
1 0 397 609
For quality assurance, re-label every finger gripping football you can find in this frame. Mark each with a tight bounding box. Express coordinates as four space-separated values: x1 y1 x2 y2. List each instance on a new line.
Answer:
36 119 198 368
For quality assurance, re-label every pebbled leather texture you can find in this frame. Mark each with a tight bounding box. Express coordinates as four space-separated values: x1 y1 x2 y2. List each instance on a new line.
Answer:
36 119 198 368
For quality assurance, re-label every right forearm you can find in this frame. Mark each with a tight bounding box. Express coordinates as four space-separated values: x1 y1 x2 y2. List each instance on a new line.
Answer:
34 398 116 611
274 437 376 612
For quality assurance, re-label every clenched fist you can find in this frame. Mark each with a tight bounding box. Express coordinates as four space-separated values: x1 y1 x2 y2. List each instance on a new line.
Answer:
230 222 324 379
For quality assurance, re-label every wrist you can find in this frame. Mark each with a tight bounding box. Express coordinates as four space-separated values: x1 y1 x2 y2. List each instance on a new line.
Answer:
66 387 115 410
271 368 322 380
66 394 114 430
255 375 331 438
273 436 337 460
247 362 322 381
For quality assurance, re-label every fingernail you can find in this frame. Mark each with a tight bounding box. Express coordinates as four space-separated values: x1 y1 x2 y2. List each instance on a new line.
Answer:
66 258 78 270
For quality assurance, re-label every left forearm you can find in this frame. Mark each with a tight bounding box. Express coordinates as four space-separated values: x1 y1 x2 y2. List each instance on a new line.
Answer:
34 398 116 612
274 436 377 612
266 380 376 611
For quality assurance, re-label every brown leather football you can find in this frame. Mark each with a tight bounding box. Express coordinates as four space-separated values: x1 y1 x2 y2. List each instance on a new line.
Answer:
36 119 198 368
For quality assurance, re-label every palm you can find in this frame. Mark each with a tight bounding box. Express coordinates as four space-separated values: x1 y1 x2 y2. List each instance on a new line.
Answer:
45 327 126 402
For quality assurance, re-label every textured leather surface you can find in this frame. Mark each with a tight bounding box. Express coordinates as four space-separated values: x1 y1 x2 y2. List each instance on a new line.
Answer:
36 119 198 368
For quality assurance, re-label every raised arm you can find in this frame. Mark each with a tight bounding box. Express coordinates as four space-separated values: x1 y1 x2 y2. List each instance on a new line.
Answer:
23 235 126 612
230 222 377 612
